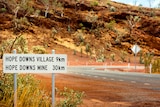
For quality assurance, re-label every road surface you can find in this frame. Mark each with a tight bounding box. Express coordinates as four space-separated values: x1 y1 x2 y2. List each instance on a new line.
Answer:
68 66 160 91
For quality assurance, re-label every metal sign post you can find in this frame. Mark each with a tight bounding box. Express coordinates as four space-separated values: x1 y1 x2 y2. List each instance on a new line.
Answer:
131 44 141 72
13 49 17 107
52 50 55 107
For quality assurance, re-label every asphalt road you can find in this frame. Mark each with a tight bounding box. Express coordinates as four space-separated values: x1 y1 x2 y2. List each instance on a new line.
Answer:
68 66 160 91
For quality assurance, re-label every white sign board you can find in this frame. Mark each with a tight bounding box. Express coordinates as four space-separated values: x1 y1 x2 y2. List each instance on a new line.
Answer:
131 44 141 54
3 54 67 73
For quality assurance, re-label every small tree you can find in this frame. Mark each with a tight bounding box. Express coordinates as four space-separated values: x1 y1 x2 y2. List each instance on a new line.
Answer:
126 15 141 37
85 43 91 56
5 0 34 31
41 0 49 17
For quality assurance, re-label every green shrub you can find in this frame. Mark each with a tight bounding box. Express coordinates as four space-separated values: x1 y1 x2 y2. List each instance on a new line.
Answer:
32 46 46 54
110 53 115 61
90 0 99 7
0 35 28 58
139 51 144 64
80 48 83 57
152 59 160 73
51 27 57 38
144 52 153 73
0 74 51 107
120 51 127 62
56 87 84 107
73 49 76 55
85 43 91 56
0 74 84 107
0 8 7 12
105 20 116 30
14 35 28 53
110 6 116 12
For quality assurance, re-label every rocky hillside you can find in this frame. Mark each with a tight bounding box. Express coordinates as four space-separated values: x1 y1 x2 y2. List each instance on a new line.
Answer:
0 0 160 60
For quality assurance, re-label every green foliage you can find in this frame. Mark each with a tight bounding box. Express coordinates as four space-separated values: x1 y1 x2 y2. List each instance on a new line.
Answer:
0 8 7 12
110 6 116 12
80 48 83 57
0 74 51 107
9 0 35 31
90 0 99 7
139 51 144 64
14 36 28 53
120 51 127 62
110 53 115 61
51 27 58 38
85 43 91 56
152 59 160 73
74 30 85 46
85 11 98 23
0 35 28 58
73 49 76 55
149 11 156 17
126 15 141 37
144 52 154 72
105 20 116 30
56 87 84 107
34 9 41 17
79 23 86 31
32 46 46 54
106 42 112 50
96 49 105 62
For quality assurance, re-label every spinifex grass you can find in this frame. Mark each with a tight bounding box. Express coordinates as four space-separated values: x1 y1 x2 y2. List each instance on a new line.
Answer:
0 74 52 107
152 58 160 73
0 74 84 107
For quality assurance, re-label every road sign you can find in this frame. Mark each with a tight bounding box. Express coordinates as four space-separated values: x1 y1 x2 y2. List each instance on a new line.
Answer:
3 54 67 73
131 44 141 54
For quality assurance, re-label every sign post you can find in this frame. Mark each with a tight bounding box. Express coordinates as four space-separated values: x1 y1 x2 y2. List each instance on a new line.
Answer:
13 49 17 107
131 44 141 71
52 50 55 107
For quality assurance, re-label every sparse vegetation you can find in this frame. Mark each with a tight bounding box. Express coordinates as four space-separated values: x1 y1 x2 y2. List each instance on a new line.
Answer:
90 0 99 7
95 48 106 62
51 27 58 38
105 20 116 31
85 43 91 56
0 74 84 107
73 49 76 55
56 87 84 107
144 52 154 73
126 15 141 37
0 74 51 107
120 51 127 62
110 53 115 61
0 35 28 58
41 0 49 17
152 58 160 73
80 48 83 57
110 6 116 12
32 45 46 54
139 51 144 64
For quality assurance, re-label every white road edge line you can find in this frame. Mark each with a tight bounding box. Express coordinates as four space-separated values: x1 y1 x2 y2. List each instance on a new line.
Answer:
103 77 106 79
94 76 98 78
131 81 136 83
144 83 150 86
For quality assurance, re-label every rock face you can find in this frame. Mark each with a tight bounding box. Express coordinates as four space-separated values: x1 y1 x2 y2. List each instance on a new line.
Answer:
0 0 160 56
